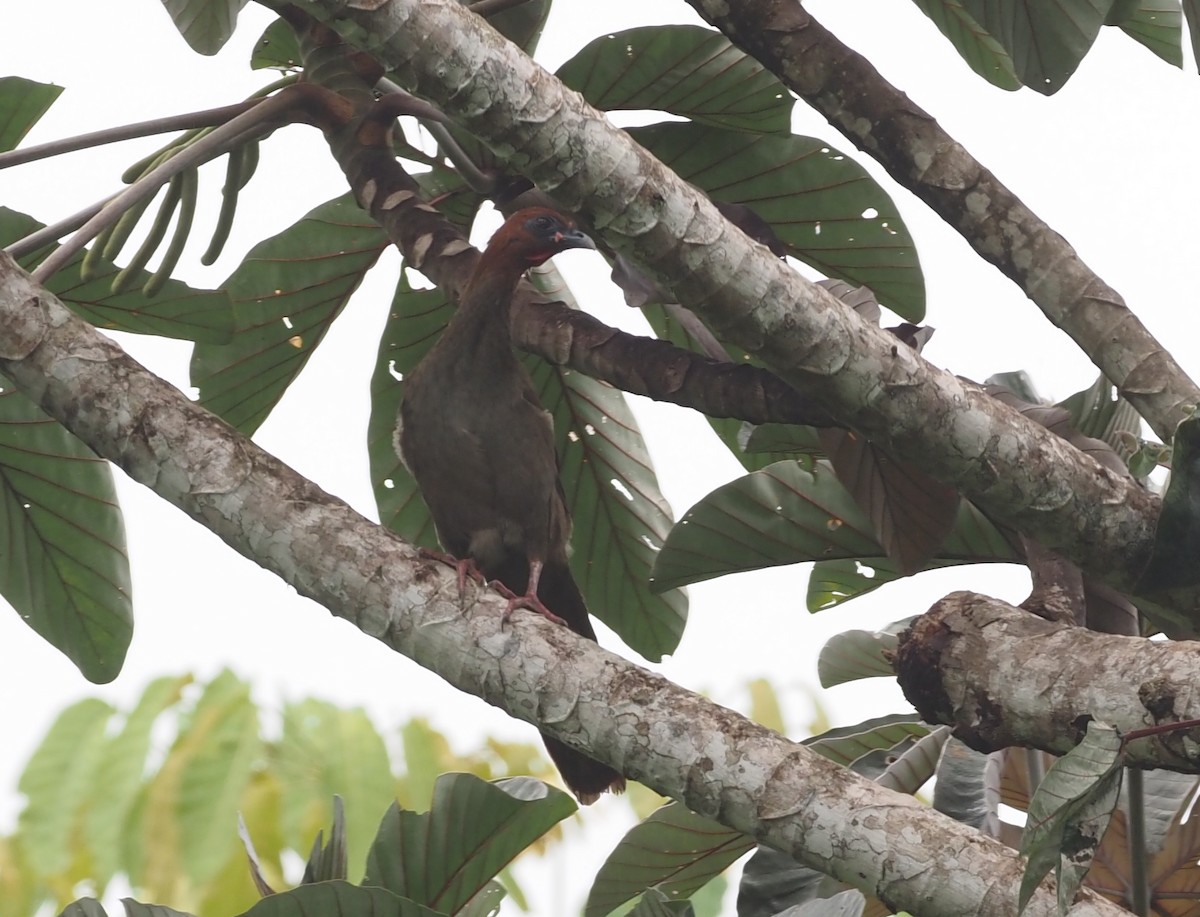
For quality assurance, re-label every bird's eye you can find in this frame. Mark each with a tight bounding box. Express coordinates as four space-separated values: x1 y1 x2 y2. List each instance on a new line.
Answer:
529 215 556 234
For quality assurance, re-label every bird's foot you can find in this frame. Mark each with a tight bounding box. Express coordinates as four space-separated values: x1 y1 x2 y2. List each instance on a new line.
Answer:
492 582 568 628
418 548 486 594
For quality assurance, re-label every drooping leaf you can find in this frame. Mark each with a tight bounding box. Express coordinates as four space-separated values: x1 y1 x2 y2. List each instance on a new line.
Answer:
909 0 1022 89
302 795 348 884
1057 374 1143 461
1118 0 1184 65
958 0 1111 94
1018 721 1123 913
817 617 914 688
876 726 951 795
628 123 924 320
191 193 387 434
932 739 1003 837
1 207 235 342
237 881 443 917
17 698 113 876
0 76 63 152
0 380 131 682
276 699 396 881
159 0 249 55
363 774 574 915
1184 0 1200 73
1137 415 1200 592
557 25 793 134
584 802 754 917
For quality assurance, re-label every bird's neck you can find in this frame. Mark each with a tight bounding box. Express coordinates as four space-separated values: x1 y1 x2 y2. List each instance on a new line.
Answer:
438 262 525 361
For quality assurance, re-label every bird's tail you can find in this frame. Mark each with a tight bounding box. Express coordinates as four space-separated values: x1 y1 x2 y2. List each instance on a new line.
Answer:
533 558 627 804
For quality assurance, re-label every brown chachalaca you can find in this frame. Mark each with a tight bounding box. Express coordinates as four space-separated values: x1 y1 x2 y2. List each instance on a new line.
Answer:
396 207 626 804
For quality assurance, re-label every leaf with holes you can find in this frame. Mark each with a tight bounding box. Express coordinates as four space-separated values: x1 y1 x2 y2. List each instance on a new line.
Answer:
584 802 754 917
558 25 792 134
0 383 131 682
363 774 573 915
628 122 924 320
958 0 1110 94
191 193 387 434
1 207 235 343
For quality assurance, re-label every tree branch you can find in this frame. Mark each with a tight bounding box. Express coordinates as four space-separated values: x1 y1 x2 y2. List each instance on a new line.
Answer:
0 251 1132 917
896 592 1200 770
680 0 1198 444
291 0 1189 626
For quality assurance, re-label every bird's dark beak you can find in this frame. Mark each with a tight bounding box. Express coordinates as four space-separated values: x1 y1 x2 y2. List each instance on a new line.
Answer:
555 229 596 251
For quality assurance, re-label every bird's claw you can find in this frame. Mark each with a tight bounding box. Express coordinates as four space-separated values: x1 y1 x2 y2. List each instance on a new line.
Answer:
418 548 486 595
492 582 568 628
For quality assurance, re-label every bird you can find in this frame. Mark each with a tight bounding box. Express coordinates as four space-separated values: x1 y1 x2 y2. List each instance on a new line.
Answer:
396 206 627 804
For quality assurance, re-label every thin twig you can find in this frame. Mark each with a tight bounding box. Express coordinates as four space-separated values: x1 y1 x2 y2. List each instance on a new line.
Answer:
5 197 112 259
0 101 260 170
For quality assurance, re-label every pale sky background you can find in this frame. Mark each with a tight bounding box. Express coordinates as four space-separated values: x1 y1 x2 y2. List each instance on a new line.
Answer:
3 2 1200 915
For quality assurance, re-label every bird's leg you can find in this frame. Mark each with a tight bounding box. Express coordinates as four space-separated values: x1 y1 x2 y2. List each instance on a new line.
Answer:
495 559 567 627
418 547 486 594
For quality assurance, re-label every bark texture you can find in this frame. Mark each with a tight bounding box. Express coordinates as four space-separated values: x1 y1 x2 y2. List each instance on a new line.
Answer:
682 0 1198 443
897 592 1200 770
0 252 1132 917
293 0 1183 622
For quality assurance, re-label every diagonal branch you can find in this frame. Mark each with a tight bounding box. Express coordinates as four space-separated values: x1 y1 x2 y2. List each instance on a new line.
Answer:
290 0 1189 625
0 251 1132 917
681 0 1198 443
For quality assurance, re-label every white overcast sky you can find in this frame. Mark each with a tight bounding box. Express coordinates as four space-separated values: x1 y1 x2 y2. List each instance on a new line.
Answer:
4 2 1200 915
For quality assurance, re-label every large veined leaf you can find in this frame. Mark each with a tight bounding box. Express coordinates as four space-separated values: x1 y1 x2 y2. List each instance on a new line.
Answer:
817 617 914 687
932 740 1003 837
627 122 925 320
650 460 877 593
958 0 1113 94
1184 0 1200 74
1118 0 1184 65
363 774 574 915
524 301 686 659
584 802 755 917
17 698 114 876
1 207 235 343
0 382 131 682
557 25 793 134
159 0 249 55
0 76 63 152
275 699 396 881
803 713 930 768
191 193 387 434
909 0 1022 89
239 882 443 917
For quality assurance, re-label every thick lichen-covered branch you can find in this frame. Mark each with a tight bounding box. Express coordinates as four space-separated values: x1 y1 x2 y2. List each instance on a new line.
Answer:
0 252 1131 917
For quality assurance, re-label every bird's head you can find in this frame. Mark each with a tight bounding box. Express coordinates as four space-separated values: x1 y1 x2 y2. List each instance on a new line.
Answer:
489 207 596 267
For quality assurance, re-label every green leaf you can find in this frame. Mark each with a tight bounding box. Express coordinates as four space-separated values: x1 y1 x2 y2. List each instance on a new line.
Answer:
1184 0 1200 73
87 676 193 885
585 802 754 917
958 0 1111 94
627 122 924 320
192 193 387 434
878 726 951 795
933 739 1002 835
909 0 1022 89
303 795 348 883
251 18 301 71
1 207 235 342
122 902 198 917
60 901 114 917
238 881 443 917
1018 721 1122 913
651 460 879 593
0 381 131 681
17 698 114 876
817 617 913 687
1118 0 1184 65
363 774 574 914
557 25 792 134
159 0 249 55
277 699 397 881
1057 374 1143 460
526 263 686 659
1137 414 1200 592
803 713 930 769
175 671 262 886
627 887 696 916
0 76 63 152
370 275 450 552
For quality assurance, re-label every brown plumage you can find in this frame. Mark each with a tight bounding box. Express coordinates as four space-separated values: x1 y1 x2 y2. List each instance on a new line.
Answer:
396 207 626 804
